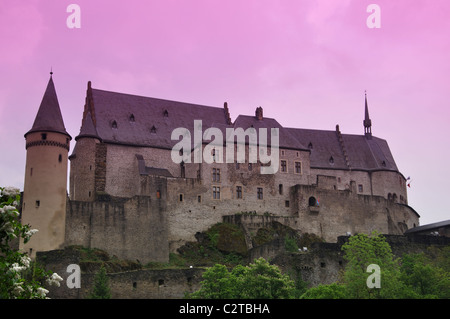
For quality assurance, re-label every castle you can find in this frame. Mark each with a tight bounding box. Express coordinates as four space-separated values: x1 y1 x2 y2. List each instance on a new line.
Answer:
19 74 420 263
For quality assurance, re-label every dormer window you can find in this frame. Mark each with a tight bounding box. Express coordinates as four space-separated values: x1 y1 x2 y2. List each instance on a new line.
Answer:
150 125 156 133
112 121 118 129
308 142 313 149
329 156 334 165
129 114 135 122
381 160 386 167
163 110 169 117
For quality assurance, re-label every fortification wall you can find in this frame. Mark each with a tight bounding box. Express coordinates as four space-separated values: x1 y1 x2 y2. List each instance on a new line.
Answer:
65 194 169 264
37 248 202 299
293 184 419 242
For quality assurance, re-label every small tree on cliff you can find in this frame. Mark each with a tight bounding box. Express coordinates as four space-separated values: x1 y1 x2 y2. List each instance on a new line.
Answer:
89 265 111 299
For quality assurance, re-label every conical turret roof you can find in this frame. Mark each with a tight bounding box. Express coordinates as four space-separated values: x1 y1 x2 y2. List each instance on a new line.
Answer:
25 75 71 139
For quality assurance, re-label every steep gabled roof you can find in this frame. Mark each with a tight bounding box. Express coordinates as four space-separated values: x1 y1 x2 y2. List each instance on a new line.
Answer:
25 76 71 138
75 86 230 149
285 127 399 171
72 83 401 174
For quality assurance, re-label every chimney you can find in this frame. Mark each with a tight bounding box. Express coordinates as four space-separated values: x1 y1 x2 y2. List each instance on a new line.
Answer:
255 106 263 120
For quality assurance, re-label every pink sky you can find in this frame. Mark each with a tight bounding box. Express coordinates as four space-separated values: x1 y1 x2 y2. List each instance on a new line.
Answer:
0 0 449 225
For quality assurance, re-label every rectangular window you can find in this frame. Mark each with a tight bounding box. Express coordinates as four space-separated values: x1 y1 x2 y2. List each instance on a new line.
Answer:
212 168 220 182
179 194 184 202
295 162 302 174
35 200 40 208
285 200 290 207
281 160 287 172
197 195 202 203
213 186 220 199
257 187 263 200
358 184 363 193
236 186 242 199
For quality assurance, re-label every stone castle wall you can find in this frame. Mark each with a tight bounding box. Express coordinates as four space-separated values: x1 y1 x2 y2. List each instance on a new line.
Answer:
65 192 169 264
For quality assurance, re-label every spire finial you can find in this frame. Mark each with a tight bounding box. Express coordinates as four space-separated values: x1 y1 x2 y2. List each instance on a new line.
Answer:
50 67 53 77
363 90 372 139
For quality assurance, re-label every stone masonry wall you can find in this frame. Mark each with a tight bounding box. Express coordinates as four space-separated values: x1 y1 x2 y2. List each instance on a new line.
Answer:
65 194 169 264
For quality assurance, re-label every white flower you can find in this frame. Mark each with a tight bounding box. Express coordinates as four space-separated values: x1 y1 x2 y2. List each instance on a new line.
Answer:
2 187 20 197
10 263 26 273
46 272 63 287
21 256 31 268
12 283 24 296
25 229 38 237
36 287 49 298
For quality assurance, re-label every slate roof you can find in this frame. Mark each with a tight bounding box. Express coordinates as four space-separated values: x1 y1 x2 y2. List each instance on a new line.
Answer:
233 115 309 151
404 220 450 234
26 76 71 139
73 82 400 174
84 88 230 149
286 127 398 171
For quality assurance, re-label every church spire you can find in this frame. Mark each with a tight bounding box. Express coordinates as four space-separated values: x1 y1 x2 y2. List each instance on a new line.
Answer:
363 91 372 139
25 74 71 139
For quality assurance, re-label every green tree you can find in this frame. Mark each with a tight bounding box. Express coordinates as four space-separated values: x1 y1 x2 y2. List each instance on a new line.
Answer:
89 265 111 299
341 231 410 298
188 258 295 299
400 251 450 298
0 186 62 299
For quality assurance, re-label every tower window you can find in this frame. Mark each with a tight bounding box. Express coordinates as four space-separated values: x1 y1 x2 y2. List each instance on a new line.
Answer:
308 196 317 207
358 184 363 192
179 194 183 202
58 154 62 162
295 162 302 174
236 186 242 199
213 186 220 199
257 187 263 200
35 200 40 208
41 133 47 140
281 160 287 172
279 184 283 195
212 168 220 182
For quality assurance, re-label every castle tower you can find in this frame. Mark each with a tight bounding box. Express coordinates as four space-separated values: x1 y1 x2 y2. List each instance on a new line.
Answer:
20 74 72 257
363 91 372 139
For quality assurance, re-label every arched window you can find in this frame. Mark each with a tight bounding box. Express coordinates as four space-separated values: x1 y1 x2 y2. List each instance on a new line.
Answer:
308 196 317 207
